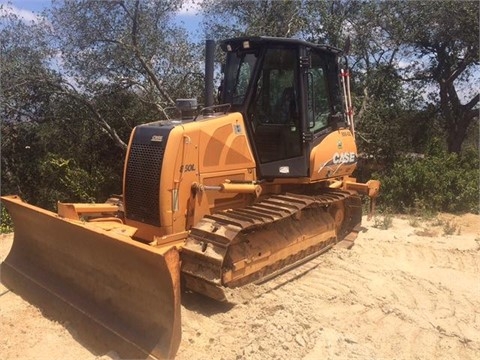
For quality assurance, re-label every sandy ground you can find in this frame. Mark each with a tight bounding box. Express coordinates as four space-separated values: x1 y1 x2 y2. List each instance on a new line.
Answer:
1 213 479 360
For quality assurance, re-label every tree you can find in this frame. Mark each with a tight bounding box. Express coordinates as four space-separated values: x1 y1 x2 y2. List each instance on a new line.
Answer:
51 0 204 124
201 0 304 39
1 6 61 202
1 5 59 124
380 0 479 153
301 0 360 47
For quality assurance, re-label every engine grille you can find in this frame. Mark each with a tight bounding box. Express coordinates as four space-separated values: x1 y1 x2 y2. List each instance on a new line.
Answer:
124 124 173 227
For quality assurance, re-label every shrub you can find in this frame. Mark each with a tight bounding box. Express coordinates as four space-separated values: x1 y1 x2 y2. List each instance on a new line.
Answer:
377 141 479 214
0 206 13 233
373 213 393 230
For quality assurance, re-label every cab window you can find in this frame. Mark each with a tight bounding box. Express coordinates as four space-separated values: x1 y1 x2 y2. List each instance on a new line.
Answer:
307 52 329 132
223 51 259 105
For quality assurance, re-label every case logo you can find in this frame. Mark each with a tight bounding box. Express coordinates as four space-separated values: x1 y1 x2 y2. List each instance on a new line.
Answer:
151 135 163 142
332 152 356 164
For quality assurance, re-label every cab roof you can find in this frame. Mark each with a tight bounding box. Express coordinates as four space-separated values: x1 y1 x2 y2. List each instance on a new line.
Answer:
220 36 342 55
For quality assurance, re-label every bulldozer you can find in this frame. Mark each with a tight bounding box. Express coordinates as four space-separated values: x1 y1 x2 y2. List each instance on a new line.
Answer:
1 37 379 359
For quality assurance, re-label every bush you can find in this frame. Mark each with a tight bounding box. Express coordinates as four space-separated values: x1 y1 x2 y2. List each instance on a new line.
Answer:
377 141 479 214
373 213 394 230
0 206 13 233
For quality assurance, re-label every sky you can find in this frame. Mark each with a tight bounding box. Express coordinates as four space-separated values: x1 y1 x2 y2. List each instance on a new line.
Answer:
1 0 204 40
1 0 46 22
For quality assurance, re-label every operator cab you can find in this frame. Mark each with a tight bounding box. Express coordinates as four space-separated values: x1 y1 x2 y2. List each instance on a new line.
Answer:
220 37 346 179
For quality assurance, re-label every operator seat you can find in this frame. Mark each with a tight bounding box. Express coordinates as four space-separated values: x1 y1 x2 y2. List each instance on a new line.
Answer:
275 87 296 124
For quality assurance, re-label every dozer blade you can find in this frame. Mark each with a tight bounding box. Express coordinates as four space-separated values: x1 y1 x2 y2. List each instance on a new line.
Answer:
0 195 181 360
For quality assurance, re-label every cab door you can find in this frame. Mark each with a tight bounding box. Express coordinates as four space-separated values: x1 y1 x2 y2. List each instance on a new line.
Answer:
247 46 309 179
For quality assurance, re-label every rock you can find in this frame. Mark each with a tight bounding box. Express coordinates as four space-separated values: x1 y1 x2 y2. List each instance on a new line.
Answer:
295 334 306 347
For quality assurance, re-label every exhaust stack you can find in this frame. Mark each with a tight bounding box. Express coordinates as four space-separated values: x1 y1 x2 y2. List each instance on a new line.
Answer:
205 39 215 108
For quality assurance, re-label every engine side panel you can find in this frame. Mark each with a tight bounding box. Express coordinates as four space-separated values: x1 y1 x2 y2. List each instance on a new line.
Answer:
161 113 257 237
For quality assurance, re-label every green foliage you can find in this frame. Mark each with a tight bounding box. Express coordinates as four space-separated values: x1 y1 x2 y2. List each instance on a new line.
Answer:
378 140 480 213
373 213 393 230
202 0 304 39
1 106 123 211
37 154 96 207
0 207 13 234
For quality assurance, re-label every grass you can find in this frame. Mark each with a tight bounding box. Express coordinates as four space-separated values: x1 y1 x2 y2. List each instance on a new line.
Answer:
408 216 421 227
372 210 467 238
427 216 460 236
373 213 393 230
442 220 460 236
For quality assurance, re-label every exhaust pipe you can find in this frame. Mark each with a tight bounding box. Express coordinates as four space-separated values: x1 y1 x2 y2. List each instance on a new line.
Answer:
205 39 215 108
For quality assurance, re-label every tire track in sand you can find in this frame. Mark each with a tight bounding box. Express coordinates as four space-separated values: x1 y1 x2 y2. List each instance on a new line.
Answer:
3 216 478 360
178 216 480 360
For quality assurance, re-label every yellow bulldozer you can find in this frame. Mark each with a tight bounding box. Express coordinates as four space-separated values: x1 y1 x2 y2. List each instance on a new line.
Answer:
1 37 379 359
